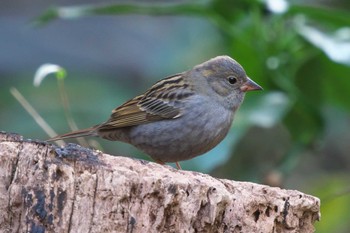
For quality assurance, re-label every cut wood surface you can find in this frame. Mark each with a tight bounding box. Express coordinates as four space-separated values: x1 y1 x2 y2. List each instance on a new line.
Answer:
0 132 320 233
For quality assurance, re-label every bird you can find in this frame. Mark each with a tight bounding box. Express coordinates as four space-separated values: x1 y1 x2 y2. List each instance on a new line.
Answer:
47 55 262 169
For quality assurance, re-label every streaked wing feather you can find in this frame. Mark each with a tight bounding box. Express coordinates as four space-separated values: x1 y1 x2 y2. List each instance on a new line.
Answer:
99 73 193 130
138 98 180 118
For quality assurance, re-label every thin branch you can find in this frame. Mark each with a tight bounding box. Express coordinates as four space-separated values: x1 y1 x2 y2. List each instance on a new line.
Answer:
10 87 65 146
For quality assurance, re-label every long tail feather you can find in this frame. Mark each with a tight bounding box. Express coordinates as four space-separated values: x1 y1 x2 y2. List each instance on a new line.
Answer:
46 126 98 142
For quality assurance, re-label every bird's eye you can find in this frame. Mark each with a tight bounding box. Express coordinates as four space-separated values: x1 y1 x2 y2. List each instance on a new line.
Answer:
228 76 237 85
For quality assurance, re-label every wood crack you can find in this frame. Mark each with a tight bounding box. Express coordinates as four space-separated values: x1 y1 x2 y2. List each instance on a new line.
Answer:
67 161 77 233
88 172 98 233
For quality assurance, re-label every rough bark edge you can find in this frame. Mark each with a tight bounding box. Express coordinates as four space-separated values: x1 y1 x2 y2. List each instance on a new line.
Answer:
0 132 320 233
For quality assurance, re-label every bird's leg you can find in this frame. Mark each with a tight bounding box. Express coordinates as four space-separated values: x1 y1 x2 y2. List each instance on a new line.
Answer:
154 159 181 170
175 162 182 170
155 160 165 166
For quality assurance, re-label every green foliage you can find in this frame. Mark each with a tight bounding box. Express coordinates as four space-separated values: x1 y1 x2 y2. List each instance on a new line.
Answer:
312 176 350 233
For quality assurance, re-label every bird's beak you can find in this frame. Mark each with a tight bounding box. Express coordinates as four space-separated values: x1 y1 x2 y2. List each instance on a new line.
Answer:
240 77 263 92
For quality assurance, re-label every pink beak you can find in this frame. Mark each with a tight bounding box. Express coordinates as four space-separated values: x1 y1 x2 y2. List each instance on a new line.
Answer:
240 77 263 92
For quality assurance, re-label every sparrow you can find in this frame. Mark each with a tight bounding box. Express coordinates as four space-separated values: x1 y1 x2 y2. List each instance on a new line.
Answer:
48 55 262 169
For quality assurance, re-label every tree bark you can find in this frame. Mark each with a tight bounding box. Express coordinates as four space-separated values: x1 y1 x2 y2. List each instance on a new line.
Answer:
0 132 320 233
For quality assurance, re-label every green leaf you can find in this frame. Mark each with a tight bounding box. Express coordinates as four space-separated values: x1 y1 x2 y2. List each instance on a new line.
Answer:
289 4 350 27
284 99 323 144
34 2 210 24
295 18 350 66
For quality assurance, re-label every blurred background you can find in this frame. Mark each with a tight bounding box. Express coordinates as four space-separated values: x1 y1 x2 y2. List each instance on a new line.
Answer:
1 0 350 231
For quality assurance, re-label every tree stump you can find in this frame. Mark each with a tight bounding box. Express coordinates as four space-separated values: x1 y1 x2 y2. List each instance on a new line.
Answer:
0 132 320 233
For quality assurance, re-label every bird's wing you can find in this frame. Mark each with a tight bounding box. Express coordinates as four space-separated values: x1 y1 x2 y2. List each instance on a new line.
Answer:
98 73 194 130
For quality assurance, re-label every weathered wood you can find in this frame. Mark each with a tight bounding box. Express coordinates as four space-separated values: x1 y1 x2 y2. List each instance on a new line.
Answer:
0 132 320 233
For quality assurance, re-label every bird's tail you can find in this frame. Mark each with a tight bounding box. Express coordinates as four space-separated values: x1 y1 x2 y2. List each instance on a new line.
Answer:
46 126 99 142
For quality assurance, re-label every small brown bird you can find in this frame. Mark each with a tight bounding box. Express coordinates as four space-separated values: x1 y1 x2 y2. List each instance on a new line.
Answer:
48 56 262 169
